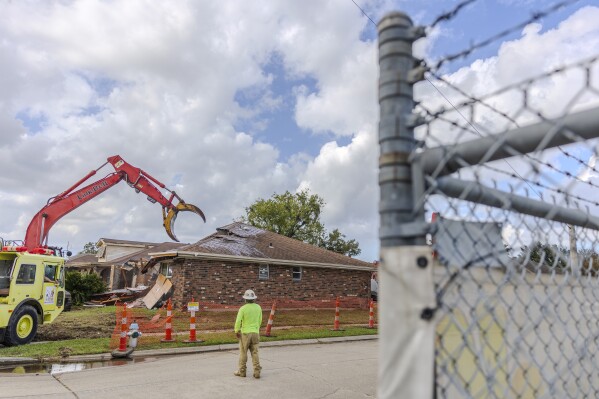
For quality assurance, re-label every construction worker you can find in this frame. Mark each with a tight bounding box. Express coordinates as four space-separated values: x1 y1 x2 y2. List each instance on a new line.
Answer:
234 289 262 379
370 272 378 302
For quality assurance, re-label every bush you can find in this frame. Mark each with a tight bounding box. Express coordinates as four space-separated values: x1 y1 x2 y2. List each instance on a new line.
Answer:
65 271 106 305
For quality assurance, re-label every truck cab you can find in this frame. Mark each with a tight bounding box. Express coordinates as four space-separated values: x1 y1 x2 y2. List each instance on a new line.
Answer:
0 243 66 346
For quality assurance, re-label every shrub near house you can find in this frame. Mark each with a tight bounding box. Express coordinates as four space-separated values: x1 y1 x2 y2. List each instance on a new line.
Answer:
65 271 106 305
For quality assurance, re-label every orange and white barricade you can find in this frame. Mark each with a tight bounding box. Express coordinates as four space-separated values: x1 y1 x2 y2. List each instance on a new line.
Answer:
331 297 344 331
184 299 203 343
161 299 176 342
265 301 277 337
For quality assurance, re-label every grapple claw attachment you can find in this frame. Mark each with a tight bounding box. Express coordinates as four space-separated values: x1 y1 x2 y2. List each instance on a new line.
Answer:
163 201 206 242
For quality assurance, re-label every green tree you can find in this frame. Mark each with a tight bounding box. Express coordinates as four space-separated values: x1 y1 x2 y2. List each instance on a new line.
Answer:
243 190 361 257
80 242 99 255
320 229 361 257
520 241 568 269
65 271 106 305
577 248 599 275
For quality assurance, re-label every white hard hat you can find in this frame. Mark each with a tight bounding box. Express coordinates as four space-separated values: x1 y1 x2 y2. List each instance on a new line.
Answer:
242 289 257 300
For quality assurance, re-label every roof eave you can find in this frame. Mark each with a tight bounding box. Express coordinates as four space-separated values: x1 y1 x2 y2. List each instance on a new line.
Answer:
148 250 374 272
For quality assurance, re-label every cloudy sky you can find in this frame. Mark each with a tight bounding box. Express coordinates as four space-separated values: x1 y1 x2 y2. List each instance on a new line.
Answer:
1 0 597 261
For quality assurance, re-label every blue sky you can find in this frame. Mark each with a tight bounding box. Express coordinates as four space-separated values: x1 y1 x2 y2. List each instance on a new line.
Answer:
236 0 598 161
0 0 598 262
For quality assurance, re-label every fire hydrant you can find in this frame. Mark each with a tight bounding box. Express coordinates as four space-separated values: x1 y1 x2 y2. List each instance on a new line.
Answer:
127 320 142 348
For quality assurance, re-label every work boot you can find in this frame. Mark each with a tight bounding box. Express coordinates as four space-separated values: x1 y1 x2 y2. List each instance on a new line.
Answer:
234 371 246 377
253 371 260 379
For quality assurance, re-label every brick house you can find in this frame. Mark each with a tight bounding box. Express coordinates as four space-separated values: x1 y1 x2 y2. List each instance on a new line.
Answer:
143 222 376 309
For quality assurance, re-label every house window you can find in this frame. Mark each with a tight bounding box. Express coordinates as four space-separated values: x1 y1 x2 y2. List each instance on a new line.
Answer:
16 264 36 284
159 262 173 278
258 265 269 280
292 266 302 281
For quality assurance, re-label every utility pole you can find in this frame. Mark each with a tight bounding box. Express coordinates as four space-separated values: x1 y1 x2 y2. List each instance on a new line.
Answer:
377 12 433 399
569 225 578 274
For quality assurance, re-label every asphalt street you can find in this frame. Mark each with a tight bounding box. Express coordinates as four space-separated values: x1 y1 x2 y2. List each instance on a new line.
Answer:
0 338 377 398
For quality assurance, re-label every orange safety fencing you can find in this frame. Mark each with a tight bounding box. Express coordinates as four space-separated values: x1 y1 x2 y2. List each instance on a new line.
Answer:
188 296 371 310
109 303 199 350
110 297 377 351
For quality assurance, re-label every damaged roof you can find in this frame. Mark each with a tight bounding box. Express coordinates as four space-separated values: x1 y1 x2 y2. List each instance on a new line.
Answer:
66 253 100 267
68 241 188 268
177 222 373 268
97 238 157 247
109 242 188 265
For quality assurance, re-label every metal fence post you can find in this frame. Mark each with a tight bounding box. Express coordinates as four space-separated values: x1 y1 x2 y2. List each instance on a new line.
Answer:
378 12 435 399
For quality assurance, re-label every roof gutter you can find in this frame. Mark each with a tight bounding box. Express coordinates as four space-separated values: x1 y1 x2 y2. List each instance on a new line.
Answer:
145 250 375 272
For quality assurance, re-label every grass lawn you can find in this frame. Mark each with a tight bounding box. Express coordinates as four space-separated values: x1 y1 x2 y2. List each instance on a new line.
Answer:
1 306 377 360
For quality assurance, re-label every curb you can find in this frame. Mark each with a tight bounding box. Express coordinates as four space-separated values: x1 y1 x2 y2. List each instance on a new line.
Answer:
0 335 378 366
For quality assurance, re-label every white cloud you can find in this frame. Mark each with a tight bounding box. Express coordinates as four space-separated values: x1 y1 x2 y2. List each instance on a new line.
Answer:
0 1 596 264
417 5 599 251
417 6 599 155
578 155 598 182
298 129 379 258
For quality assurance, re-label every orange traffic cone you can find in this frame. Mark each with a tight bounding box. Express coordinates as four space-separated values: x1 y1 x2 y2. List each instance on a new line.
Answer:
111 304 134 358
368 299 375 328
118 305 128 350
331 297 345 331
161 299 176 343
265 301 277 337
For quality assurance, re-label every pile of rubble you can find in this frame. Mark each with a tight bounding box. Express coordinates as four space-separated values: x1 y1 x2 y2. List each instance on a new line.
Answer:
84 286 150 307
84 274 173 309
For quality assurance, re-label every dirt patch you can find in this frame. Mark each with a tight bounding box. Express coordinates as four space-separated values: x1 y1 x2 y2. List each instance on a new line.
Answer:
34 306 375 341
35 308 116 341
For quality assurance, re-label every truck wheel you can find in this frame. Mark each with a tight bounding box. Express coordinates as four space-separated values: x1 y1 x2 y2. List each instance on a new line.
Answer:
4 305 38 346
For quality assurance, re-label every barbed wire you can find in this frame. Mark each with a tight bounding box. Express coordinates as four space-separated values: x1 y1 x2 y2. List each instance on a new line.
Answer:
429 0 477 29
430 0 582 71
417 100 599 216
356 0 599 216
558 146 599 173
353 0 597 188
425 55 599 121
350 0 376 26
525 151 599 193
424 73 519 127
480 163 599 209
422 56 599 177
419 107 599 198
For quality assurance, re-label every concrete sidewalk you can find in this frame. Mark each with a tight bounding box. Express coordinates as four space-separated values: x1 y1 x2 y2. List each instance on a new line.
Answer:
0 337 378 399
0 335 377 365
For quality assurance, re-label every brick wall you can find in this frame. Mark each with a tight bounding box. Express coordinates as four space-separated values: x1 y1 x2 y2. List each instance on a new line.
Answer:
169 259 372 309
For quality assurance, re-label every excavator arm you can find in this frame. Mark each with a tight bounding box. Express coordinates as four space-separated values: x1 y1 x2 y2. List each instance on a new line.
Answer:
23 155 205 250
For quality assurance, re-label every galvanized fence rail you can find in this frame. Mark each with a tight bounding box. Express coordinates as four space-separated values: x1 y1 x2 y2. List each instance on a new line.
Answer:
377 6 599 399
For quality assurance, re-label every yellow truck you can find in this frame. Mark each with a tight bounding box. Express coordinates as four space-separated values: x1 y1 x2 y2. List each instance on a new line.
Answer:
0 243 68 346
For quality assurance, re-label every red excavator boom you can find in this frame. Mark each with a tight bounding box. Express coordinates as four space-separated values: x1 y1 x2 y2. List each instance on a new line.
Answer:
23 155 205 250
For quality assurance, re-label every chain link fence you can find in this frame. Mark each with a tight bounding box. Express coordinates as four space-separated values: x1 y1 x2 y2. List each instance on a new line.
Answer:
427 54 599 398
377 2 599 398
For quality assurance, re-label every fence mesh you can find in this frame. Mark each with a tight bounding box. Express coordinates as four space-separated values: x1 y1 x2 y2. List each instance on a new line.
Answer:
408 5 599 398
